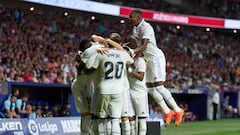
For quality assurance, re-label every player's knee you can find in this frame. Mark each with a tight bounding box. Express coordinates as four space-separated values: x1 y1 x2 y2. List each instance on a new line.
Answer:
121 116 129 121
129 116 136 121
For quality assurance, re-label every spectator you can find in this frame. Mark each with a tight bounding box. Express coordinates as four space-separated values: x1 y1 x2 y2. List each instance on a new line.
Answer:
28 103 37 119
212 89 220 120
16 93 31 118
51 104 61 117
61 101 71 117
35 107 42 118
36 102 42 110
2 95 20 118
8 89 19 100
149 104 155 114
42 102 50 117
180 103 197 122
6 72 15 82
222 94 234 118
0 4 239 91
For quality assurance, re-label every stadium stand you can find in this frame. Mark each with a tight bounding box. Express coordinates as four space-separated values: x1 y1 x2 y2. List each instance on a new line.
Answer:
91 0 240 19
0 3 239 89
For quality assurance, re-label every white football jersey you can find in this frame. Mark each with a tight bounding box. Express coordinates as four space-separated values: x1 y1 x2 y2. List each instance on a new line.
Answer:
128 57 148 98
87 49 134 94
132 19 163 59
123 69 130 90
82 42 104 63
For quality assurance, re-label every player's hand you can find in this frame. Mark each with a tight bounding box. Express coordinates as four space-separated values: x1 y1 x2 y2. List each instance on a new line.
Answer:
75 54 81 62
96 48 109 54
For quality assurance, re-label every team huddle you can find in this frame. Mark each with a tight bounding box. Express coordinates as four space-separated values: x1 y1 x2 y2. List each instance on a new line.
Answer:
71 10 184 135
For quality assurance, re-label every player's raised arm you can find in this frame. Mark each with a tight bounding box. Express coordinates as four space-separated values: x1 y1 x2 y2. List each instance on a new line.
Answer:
106 38 124 50
91 35 108 46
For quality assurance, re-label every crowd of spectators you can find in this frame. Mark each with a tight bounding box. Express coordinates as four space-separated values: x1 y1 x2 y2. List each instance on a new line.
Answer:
92 0 240 19
0 4 240 91
0 89 71 119
196 0 240 19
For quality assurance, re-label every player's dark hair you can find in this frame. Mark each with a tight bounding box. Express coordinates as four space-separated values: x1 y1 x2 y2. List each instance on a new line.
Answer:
131 9 142 17
79 39 91 52
11 89 19 95
110 33 122 44
10 95 16 99
22 93 29 98
123 45 131 51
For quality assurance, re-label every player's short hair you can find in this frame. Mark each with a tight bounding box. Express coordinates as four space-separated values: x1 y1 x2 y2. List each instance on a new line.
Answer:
131 9 142 17
110 33 122 44
22 93 29 98
79 39 91 52
123 45 135 57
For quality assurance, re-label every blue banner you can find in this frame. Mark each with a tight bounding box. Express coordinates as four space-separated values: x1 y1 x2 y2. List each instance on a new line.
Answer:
169 87 209 94
0 117 80 135
0 115 163 135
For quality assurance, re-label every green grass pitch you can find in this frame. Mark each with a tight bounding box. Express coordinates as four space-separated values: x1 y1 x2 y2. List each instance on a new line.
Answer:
161 118 240 135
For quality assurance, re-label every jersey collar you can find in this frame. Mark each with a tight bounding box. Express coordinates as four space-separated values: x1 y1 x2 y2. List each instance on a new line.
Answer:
136 19 144 29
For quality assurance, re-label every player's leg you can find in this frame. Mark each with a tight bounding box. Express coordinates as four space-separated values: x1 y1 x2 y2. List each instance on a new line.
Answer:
91 115 99 135
152 56 184 126
121 89 131 135
121 117 130 135
95 94 110 135
132 95 149 135
71 77 93 133
156 85 184 126
145 58 174 127
106 118 112 135
129 97 137 135
109 93 123 135
71 78 82 113
81 113 92 135
129 116 137 135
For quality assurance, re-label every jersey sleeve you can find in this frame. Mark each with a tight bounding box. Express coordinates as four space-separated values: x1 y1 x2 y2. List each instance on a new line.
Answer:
86 52 100 69
4 100 10 110
82 43 104 63
141 24 152 40
16 99 22 109
135 58 146 72
124 51 134 65
81 49 92 63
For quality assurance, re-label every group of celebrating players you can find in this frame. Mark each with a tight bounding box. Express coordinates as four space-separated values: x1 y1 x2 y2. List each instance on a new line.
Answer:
71 9 184 135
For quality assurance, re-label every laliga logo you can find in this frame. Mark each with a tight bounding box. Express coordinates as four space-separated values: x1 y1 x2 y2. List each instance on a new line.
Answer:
28 120 39 135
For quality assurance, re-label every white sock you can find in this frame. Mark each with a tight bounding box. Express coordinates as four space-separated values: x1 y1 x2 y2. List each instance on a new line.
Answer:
138 119 147 135
147 87 155 93
121 120 130 135
92 119 98 135
111 119 121 135
81 116 92 135
106 119 111 135
98 119 106 135
156 86 181 112
148 89 170 114
130 120 136 135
